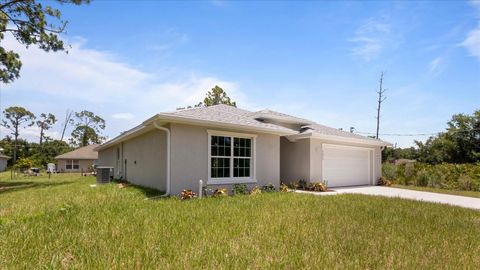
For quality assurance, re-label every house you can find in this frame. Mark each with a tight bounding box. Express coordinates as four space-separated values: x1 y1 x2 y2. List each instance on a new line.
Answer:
0 153 10 171
55 144 99 173
95 104 391 195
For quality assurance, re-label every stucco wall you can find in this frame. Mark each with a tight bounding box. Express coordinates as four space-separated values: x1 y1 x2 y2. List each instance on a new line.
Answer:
97 130 167 191
280 137 310 184
0 158 8 171
169 123 280 195
97 146 120 176
122 130 167 191
56 159 96 173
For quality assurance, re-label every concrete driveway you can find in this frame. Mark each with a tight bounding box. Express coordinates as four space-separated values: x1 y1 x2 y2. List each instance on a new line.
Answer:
296 186 480 210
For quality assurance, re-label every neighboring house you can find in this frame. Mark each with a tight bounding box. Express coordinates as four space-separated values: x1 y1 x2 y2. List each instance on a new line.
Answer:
95 104 391 195
55 144 99 173
0 153 10 171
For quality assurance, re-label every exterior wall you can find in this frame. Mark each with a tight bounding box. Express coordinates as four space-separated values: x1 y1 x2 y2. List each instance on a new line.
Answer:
280 137 310 184
281 138 383 186
0 158 8 171
123 130 167 191
56 159 96 173
97 130 167 191
170 123 281 195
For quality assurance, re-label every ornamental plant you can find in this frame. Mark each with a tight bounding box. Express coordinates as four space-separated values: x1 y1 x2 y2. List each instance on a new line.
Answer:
180 189 196 200
261 183 276 192
280 183 289 192
232 184 249 195
213 188 228 197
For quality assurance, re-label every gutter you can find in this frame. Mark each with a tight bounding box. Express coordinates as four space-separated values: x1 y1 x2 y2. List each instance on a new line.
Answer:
146 120 171 199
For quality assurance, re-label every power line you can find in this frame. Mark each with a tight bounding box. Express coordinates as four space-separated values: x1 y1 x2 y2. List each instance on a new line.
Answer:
353 128 480 137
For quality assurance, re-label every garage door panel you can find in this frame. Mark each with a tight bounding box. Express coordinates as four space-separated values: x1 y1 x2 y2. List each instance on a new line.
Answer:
323 145 371 187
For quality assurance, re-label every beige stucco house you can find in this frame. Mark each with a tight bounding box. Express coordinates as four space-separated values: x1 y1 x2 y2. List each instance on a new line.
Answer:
55 144 99 173
0 153 10 171
95 105 391 195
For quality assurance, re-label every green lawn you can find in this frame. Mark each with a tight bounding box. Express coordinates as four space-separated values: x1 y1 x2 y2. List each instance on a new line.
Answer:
392 184 480 198
1 173 479 269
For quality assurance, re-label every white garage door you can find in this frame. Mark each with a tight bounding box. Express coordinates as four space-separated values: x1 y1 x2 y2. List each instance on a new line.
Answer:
322 144 371 187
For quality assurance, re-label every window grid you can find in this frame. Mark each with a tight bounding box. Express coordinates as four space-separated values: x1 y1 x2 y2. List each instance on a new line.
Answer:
210 135 252 179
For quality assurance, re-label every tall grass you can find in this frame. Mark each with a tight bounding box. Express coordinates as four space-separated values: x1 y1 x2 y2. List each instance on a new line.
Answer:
1 173 480 269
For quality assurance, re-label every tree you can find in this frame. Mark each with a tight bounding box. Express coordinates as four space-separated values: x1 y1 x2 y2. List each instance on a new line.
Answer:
1 106 35 162
70 110 106 147
36 113 56 145
30 139 72 167
202 85 236 107
375 72 387 139
0 136 33 167
60 109 73 141
0 0 89 83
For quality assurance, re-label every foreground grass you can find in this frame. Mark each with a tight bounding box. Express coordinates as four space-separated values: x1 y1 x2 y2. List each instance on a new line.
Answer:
393 184 480 198
1 173 480 269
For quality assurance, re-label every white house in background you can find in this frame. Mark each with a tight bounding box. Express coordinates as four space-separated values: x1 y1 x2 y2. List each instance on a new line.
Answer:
55 144 99 173
0 153 10 171
95 104 391 195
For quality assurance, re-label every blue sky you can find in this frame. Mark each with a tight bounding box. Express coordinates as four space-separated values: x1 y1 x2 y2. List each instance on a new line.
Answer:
1 0 479 147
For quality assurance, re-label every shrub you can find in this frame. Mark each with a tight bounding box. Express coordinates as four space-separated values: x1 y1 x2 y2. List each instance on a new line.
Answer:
250 186 261 195
298 180 308 190
382 162 480 191
382 163 397 181
213 188 228 197
261 183 276 192
14 157 34 172
280 183 289 192
415 169 429 187
180 189 196 200
458 175 473 191
377 177 392 186
232 184 249 195
308 182 327 192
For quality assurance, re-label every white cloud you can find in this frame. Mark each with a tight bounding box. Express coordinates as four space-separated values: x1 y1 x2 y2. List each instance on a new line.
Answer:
350 18 391 61
2 33 242 142
428 57 445 76
0 125 60 141
112 113 135 120
461 23 480 61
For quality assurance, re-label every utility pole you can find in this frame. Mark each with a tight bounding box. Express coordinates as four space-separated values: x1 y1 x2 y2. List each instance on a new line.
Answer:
375 72 387 140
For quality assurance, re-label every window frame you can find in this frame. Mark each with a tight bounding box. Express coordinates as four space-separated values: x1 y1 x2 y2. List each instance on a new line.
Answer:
65 159 79 170
207 130 257 185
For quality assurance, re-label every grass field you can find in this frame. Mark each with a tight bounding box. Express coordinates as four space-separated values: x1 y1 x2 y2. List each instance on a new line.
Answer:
1 173 480 269
393 184 480 198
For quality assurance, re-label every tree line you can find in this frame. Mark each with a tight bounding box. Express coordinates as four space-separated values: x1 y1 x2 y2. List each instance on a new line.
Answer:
383 109 480 164
1 106 106 167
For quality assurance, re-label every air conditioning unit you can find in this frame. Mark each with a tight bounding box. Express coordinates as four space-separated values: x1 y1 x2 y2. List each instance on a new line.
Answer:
96 166 114 184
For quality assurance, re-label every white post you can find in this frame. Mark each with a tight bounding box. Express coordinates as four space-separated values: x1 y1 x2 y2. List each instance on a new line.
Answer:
199 179 203 199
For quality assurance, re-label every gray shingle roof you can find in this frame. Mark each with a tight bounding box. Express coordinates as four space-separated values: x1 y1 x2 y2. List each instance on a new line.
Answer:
0 153 10 159
55 144 99 160
160 105 295 133
162 104 388 144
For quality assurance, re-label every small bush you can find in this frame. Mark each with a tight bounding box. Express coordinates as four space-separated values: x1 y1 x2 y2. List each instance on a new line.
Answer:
458 175 472 191
213 188 228 197
415 169 429 187
232 184 249 195
377 177 392 186
382 163 397 181
261 183 276 193
250 186 261 195
280 183 289 192
308 182 327 192
180 189 196 200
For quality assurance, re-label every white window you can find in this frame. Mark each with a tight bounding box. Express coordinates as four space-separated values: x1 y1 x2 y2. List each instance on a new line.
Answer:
208 130 256 184
65 160 79 170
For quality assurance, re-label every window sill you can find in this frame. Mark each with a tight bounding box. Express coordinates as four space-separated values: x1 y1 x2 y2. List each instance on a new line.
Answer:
207 178 257 185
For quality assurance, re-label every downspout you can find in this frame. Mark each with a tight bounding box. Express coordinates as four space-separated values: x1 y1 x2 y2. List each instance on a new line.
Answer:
147 120 171 199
